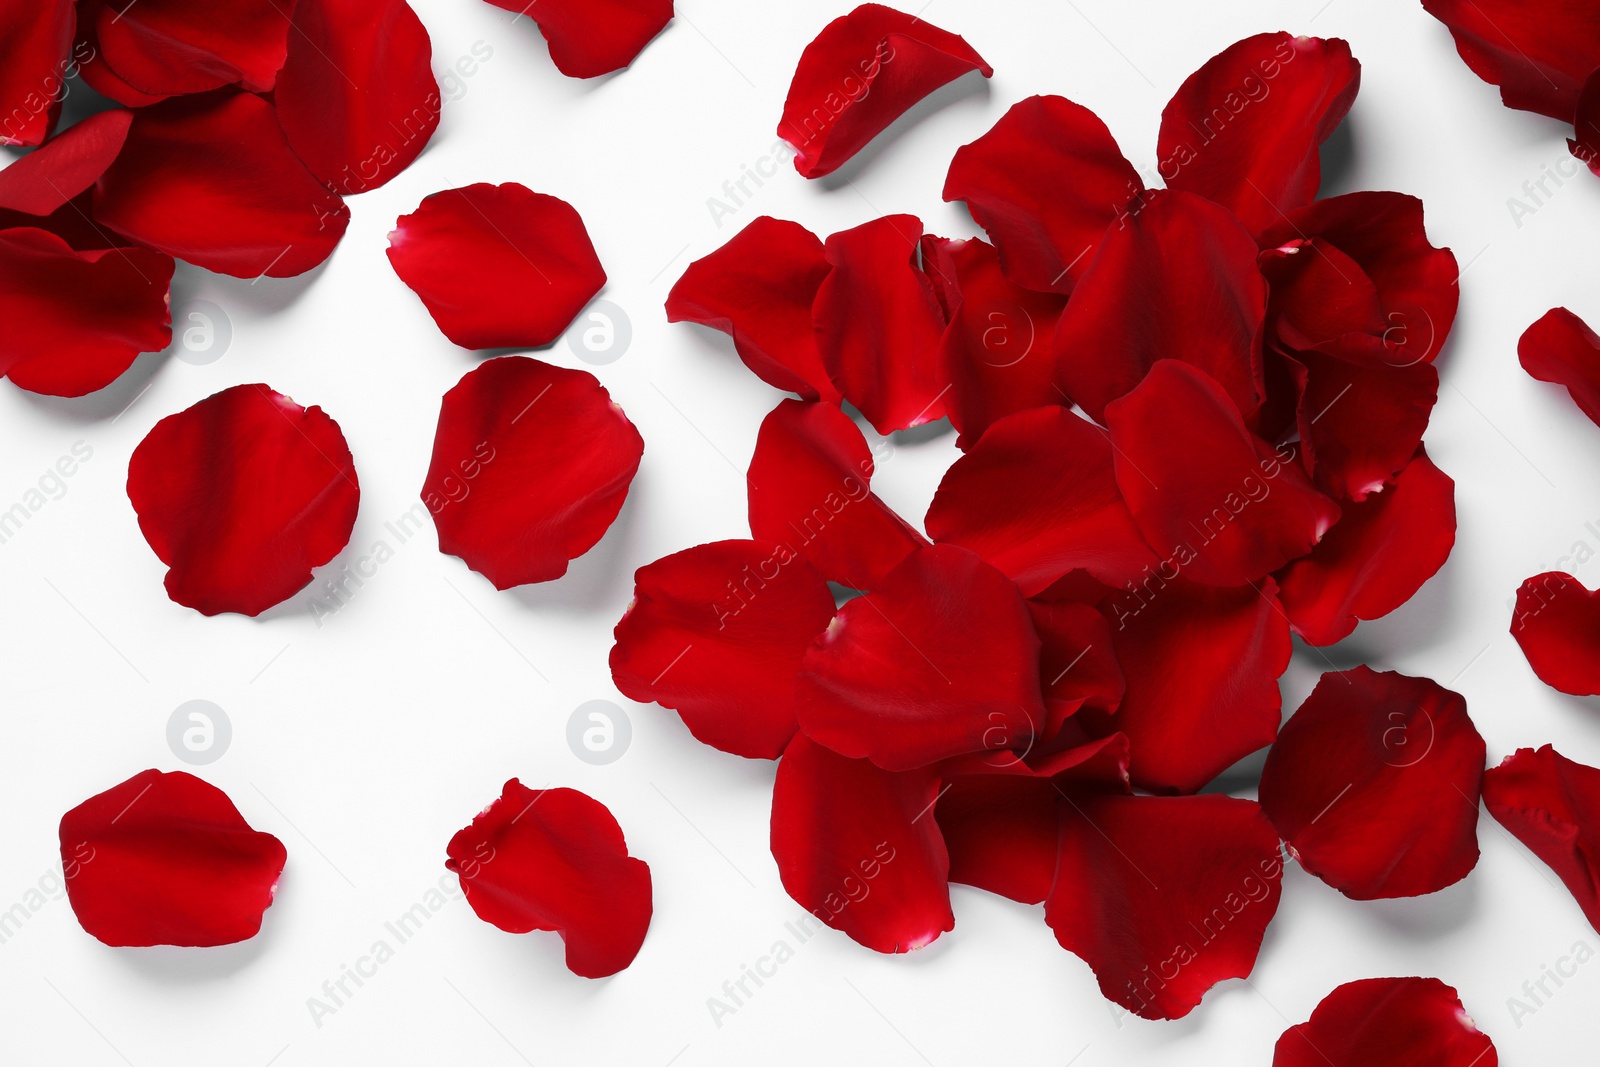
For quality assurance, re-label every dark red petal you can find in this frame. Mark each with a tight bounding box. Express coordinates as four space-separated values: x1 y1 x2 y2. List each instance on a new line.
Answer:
1089 578 1289 794
610 539 835 760
423 357 641 590
1028 593 1125 729
665 216 838 401
1106 360 1340 587
795 544 1044 771
814 214 948 434
387 183 606 350
1423 0 1600 120
1046 794 1284 1020
127 384 360 616
942 95 1143 294
75 1 172 108
1278 449 1455 646
1520 307 1600 428
59 769 286 947
483 0 672 79
926 406 1158 595
1273 977 1498 1067
0 110 131 215
94 93 349 278
1053 191 1267 423
274 0 439 196
1158 33 1359 235
747 398 926 591
1260 667 1483 899
777 3 991 179
445 780 651 978
1572 68 1600 172
1292 347 1438 502
1484 745 1600 934
96 0 290 96
1511 572 1600 695
0 0 73 146
770 733 952 951
0 227 173 397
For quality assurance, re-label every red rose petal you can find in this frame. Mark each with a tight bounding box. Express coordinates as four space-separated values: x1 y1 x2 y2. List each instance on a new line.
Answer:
610 539 836 760
0 109 131 216
1422 0 1600 120
59 769 286 947
0 0 74 146
423 357 642 590
665 216 838 401
1260 667 1483 899
1519 307 1600 428
274 0 440 196
1291 347 1438 502
96 0 290 96
777 3 992 179
93 92 350 279
0 227 173 397
942 94 1144 295
1484 745 1600 935
1046 794 1284 1020
387 183 606 350
483 0 672 79
1277 448 1456 646
445 780 651 978
794 544 1045 771
1158 33 1359 235
1028 592 1125 730
746 398 926 591
770 733 953 952
1511 571 1600 695
75 2 172 108
127 384 360 616
1106 360 1340 588
1052 191 1267 424
1572 68 1600 173
925 406 1159 595
1273 977 1498 1067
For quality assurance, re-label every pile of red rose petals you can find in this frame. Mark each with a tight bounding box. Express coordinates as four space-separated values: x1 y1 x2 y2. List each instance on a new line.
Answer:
481 0 674 80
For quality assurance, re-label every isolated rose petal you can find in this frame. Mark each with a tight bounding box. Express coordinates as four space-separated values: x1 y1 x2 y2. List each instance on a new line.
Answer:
1106 360 1340 588
665 217 837 401
1273 977 1498 1067
1158 33 1359 235
1291 348 1438 502
424 357 642 589
0 0 73 146
1484 746 1600 936
778 3 992 179
926 406 1158 595
1261 667 1483 899
1511 572 1600 695
747 398 926 591
0 110 131 216
795 545 1044 771
1520 308 1600 428
127 384 360 616
770 733 952 952
446 780 651 978
1047 794 1284 1020
275 0 440 196
1572 68 1600 173
1278 449 1456 646
1423 0 1600 120
611 540 836 759
1053 191 1267 423
484 0 672 79
388 183 606 350
96 0 290 96
1028 593 1125 729
0 227 173 397
943 95 1143 294
60 769 286 947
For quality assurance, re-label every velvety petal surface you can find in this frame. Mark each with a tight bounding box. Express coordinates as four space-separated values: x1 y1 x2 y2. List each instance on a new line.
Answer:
1519 307 1600 428
1273 977 1498 1067
1511 572 1600 695
1422 0 1600 120
484 0 673 78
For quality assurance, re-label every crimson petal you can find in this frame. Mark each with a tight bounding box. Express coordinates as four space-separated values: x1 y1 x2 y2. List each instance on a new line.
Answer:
1273 977 1498 1067
1028 591 1125 730
483 0 672 79
1422 0 1600 120
1572 68 1600 172
0 0 74 146
1519 307 1600 428
1291 347 1438 502
1483 746 1600 935
96 0 290 96
1511 572 1600 695
0 110 131 216
75 1 171 108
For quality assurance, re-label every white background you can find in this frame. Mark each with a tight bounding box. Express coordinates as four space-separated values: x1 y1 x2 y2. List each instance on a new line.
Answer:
2 0 1598 1062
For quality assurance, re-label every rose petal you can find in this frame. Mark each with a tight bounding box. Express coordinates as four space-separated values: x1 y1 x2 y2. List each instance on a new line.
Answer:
1273 977 1498 1067
0 0 74 146
1483 745 1600 936
60 769 286 947
1571 67 1600 172
1422 0 1600 120
770 732 952 952
423 357 642 589
1290 347 1438 503
1511 571 1600 695
610 539 836 760
0 109 131 215
96 0 290 96
777 3 991 179
387 182 606 350
446 780 651 978
1519 307 1600 429
75 1 172 108
1027 591 1125 730
127 384 360 616
483 0 672 79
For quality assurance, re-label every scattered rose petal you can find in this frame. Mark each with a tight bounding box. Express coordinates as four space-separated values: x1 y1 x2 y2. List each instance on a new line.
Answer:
1572 68 1600 173
1519 307 1600 428
0 109 132 215
483 0 673 79
1027 591 1125 729
1511 572 1600 695
1422 0 1600 120
75 1 172 108
0 0 74 146
95 0 291 97
1289 348 1438 503
1273 977 1498 1067
1483 746 1600 935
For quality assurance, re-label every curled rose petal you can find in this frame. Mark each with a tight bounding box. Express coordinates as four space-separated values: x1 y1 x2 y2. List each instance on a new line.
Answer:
0 109 131 216
665 217 837 401
747 398 926 592
1028 592 1125 729
777 3 992 179
1046 794 1284 1020
0 0 74 146
1290 348 1438 503
75 2 170 108
483 0 672 79
1273 977 1498 1067
423 357 642 590
1157 33 1359 235
127 384 360 616
96 0 290 96
770 733 953 952
1511 572 1600 695
274 0 440 196
610 539 836 760
446 780 651 978
1277 448 1455 646
60 769 286 947
942 95 1143 294
1483 746 1600 935
1519 307 1600 428
1422 0 1600 120
1260 667 1483 899
387 183 606 350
